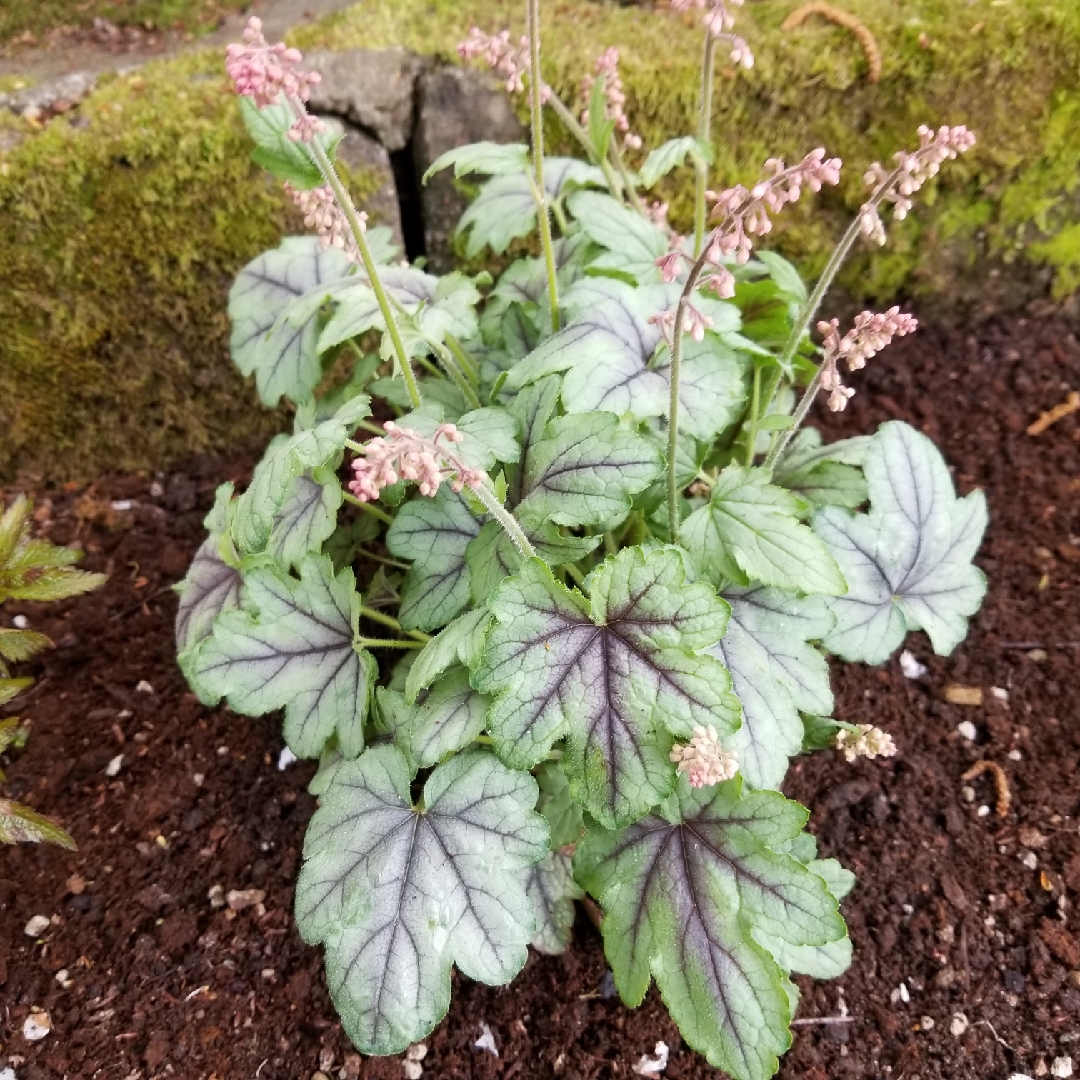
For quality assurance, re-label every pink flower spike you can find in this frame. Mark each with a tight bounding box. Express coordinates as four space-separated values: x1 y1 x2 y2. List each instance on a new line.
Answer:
225 16 322 108
349 423 486 503
670 725 738 788
816 307 917 411
656 251 685 283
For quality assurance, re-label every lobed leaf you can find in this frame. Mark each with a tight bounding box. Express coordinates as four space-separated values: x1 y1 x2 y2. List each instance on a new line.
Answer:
683 465 847 595
527 850 583 955
295 746 547 1054
265 467 343 572
813 421 988 664
422 141 529 183
567 191 669 283
575 777 847 1080
638 136 713 188
474 548 740 828
393 666 489 769
0 798 76 849
187 554 373 760
404 607 491 704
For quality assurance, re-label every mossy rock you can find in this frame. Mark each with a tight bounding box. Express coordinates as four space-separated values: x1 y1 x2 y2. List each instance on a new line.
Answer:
2 0 1079 483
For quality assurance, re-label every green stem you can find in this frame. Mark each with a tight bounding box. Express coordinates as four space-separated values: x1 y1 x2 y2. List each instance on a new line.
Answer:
429 340 483 410
471 481 536 560
545 93 626 201
297 101 422 409
357 548 411 571
610 141 644 214
527 0 560 332
693 33 718 257
762 366 825 472
342 490 395 526
359 606 430 641
357 637 425 650
564 563 586 586
665 241 716 543
445 333 480 386
744 362 762 467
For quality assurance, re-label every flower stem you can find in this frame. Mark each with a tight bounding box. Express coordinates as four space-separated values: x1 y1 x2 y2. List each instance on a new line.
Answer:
610 140 644 214
342 490 395 525
359 605 430 641
357 637 425 650
762 366 824 472
445 333 480 386
744 361 762 467
471 481 536 560
357 549 411 571
429 340 483 410
297 100 422 409
694 33 718 257
666 242 715 543
527 0 560 332
545 92 626 201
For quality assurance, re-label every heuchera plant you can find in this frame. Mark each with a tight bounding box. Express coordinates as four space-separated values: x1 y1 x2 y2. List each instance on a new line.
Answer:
1 496 106 848
178 4 986 1075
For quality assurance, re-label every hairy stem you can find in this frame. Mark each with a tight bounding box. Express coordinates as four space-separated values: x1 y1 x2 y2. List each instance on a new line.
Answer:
297 100 422 409
744 361 762 467
545 92 626 200
666 242 716 542
445 333 480 386
693 33 718 257
762 366 824 471
359 605 430 641
472 481 536 560
610 140 644 214
429 340 483 410
357 637 425 650
527 0 560 331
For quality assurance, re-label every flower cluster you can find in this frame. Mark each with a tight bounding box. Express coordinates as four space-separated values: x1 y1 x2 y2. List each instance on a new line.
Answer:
817 307 917 411
457 28 551 102
835 724 897 763
859 124 976 245
348 422 486 502
285 184 365 262
670 0 753 67
581 47 642 151
669 725 739 788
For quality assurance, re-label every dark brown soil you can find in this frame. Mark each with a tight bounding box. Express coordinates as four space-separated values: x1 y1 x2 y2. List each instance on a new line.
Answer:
2 314 1079 1080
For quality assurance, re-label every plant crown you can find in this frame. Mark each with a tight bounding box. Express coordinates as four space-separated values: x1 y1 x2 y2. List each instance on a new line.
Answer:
0 496 106 848
178 5 985 1076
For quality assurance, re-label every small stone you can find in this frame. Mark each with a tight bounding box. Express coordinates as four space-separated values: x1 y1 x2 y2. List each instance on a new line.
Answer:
404 1065 422 1080
1052 1058 1074 1079
24 914 50 937
962 785 976 801
900 650 928 679
193 773 205 787
1019 826 1050 849
1028 649 1048 662
277 747 298 771
950 1012 969 1036
1008 749 1023 761
226 888 266 911
633 1041 670 1076
22 1010 51 1041
474 1023 499 1057
208 884 225 909
55 968 73 988
135 680 153 693
1009 1074 1035 1080
957 720 978 741
66 873 86 895
12 614 29 629
921 1015 935 1031
105 753 124 777
991 685 1009 701
111 500 133 512
946 685 983 706
978 805 991 817
405 1045 428 1062
217 746 229 757
261 968 275 980
1021 851 1039 870
1038 1063 1050 1078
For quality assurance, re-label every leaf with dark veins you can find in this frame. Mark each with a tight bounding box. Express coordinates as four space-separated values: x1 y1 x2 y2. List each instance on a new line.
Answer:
527 850 583 955
394 666 489 769
813 421 988 664
474 547 740 828
229 235 353 407
575 777 847 1080
710 587 834 790
265 467 343 572
386 487 481 632
295 746 548 1055
187 554 374 760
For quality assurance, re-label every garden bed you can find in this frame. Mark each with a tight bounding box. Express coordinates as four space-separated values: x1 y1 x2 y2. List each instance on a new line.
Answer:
1 311 1079 1079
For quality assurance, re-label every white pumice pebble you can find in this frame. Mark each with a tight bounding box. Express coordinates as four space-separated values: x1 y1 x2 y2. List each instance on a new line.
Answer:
135 680 153 693
633 1042 670 1076
0 1065 17 1080
111 500 133 511
193 773 205 787
277 747 298 771
55 968 73 988
1008 749 1023 761
978 805 991 817
105 753 124 777
991 686 1009 701
1052 1058 1074 1078
1021 851 1038 870
950 1012 969 1036
958 720 978 741
900 650 927 678
921 1016 935 1031
149 481 164 497
1009 1074 1035 1080
23 915 50 937
22 1010 51 1041
474 1024 499 1057
12 614 29 629
962 785 976 801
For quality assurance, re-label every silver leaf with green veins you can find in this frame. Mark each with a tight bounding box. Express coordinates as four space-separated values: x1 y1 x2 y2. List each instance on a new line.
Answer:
392 666 489 769
682 465 847 594
813 421 988 664
295 746 548 1055
575 777 848 1080
527 850 584 955
474 547 741 828
265 468 343 572
187 554 374 760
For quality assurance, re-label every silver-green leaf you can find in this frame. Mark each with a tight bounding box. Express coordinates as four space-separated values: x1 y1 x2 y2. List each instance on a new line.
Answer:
295 746 548 1054
527 850 583 955
813 421 988 664
575 777 847 1080
474 547 740 828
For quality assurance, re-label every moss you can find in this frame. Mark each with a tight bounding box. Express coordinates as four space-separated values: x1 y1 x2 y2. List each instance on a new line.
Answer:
0 51 383 484
3 0 1079 483
296 0 1080 303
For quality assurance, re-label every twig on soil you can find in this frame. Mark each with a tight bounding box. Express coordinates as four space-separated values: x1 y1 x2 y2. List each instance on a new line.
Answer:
780 2 882 81
790 1015 855 1026
975 1019 1015 1053
1027 390 1080 435
961 760 1011 818
997 641 1080 650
